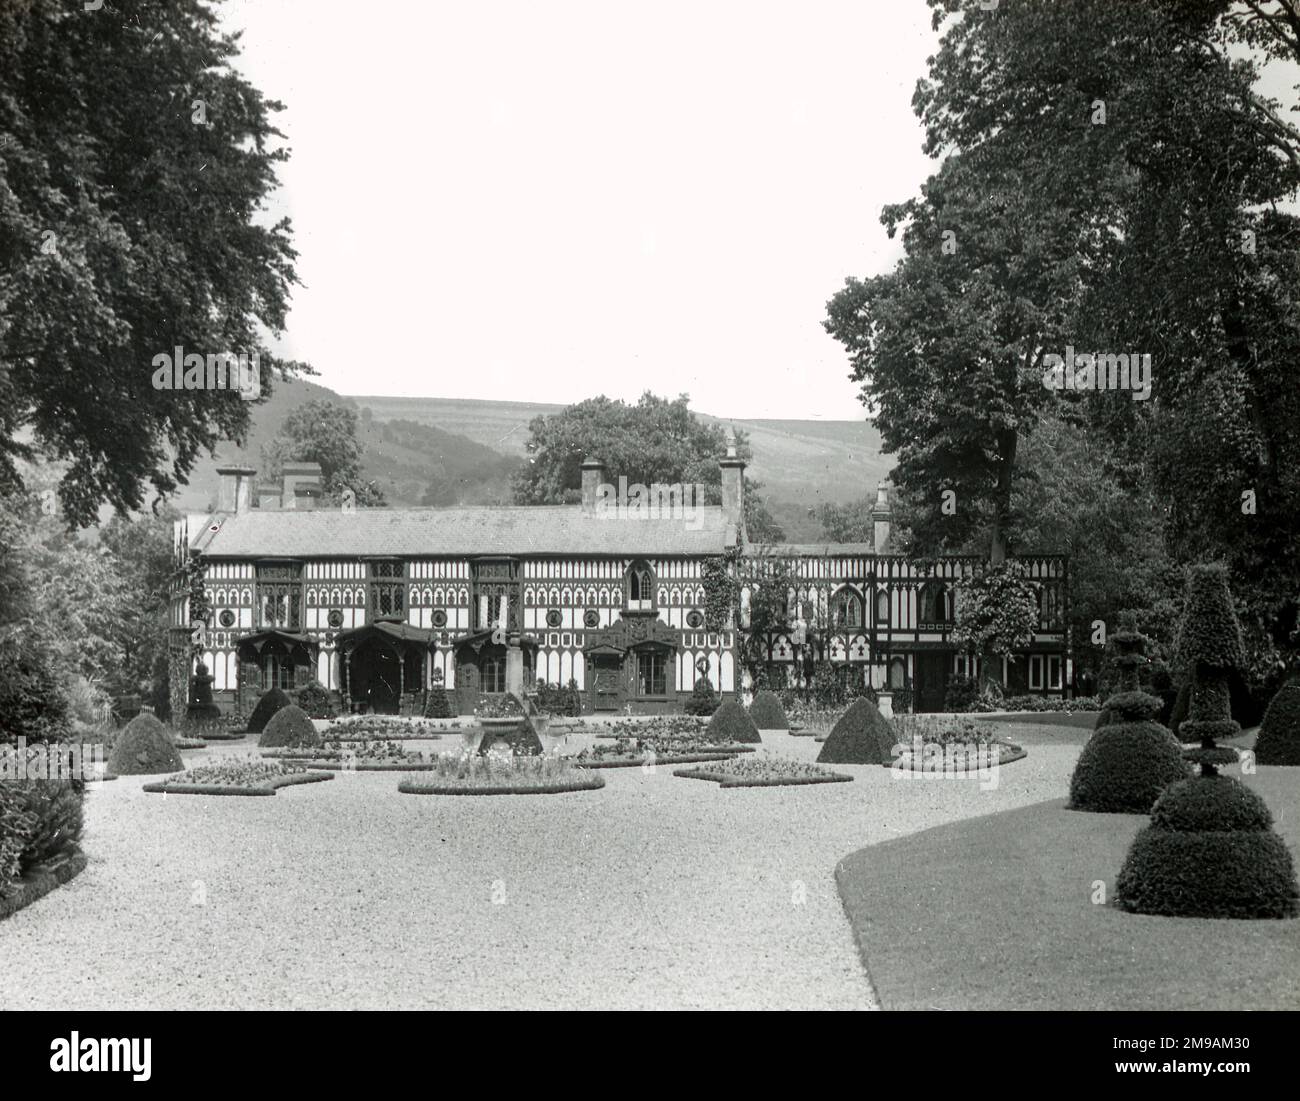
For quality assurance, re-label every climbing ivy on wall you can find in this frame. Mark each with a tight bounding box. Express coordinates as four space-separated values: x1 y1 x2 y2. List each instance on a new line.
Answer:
701 549 740 633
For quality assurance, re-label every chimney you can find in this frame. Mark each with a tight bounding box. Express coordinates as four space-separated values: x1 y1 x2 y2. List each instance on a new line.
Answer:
719 428 745 538
282 461 324 510
256 483 282 510
293 482 322 512
581 457 606 516
872 480 892 552
215 465 257 514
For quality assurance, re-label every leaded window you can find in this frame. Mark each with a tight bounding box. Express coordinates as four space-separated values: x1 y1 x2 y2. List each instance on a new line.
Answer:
369 560 406 617
636 650 666 696
256 562 302 630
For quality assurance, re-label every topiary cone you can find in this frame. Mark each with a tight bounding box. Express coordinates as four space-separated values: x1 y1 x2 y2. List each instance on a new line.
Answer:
816 697 895 765
1254 682 1300 766
258 704 321 749
107 712 184 775
748 690 789 730
706 700 761 744
246 687 291 734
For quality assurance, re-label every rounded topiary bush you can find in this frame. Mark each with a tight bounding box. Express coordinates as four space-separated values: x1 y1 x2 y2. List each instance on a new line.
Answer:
246 687 291 735
748 690 788 730
1068 721 1190 813
816 697 896 765
424 686 454 719
706 700 761 744
1117 776 1299 919
258 705 321 749
295 680 336 720
685 677 721 717
107 712 184 776
1254 683 1300 766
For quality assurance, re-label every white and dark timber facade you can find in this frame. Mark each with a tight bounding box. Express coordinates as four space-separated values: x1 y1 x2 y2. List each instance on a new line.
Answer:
168 448 1071 717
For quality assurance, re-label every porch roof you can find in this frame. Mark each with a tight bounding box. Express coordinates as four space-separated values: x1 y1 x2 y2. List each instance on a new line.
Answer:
334 618 438 652
233 629 319 656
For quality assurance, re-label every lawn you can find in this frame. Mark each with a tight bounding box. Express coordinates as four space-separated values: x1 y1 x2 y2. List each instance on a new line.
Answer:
834 766 1300 1010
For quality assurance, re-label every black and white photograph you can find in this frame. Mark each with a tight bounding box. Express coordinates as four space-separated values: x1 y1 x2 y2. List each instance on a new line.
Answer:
1 0 1298 1072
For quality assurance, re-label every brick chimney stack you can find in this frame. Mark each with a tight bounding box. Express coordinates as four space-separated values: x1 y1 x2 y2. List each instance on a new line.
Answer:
872 480 892 552
215 465 257 514
581 457 606 516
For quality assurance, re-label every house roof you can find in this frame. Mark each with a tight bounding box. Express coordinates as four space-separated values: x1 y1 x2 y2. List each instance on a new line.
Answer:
196 504 734 559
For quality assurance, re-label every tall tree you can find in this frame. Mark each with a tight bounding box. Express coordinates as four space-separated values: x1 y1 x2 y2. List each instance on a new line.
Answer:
263 400 386 506
0 0 303 525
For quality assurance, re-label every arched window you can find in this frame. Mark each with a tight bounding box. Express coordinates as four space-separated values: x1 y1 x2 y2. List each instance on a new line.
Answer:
921 581 953 626
888 658 906 689
830 587 864 629
875 590 890 626
626 562 655 611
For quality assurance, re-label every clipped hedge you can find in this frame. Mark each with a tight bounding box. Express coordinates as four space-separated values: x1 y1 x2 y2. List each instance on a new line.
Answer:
706 700 761 744
1173 563 1247 674
748 690 789 730
1117 776 1299 919
295 680 336 720
1068 720 1190 813
258 705 321 749
144 772 333 796
246 687 291 735
424 687 455 719
1254 683 1300 766
817 697 896 765
107 712 184 776
685 677 721 717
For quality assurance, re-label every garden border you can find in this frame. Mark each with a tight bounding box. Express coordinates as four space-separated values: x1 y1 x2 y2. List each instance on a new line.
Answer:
672 767 854 788
575 750 742 769
398 775 606 796
888 740 1026 773
0 847 88 923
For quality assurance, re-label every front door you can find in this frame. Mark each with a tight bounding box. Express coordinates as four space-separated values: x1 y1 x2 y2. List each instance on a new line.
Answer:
591 657 621 711
914 651 951 713
352 641 402 714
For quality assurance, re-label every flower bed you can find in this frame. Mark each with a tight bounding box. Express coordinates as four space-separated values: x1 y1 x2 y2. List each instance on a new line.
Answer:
575 737 744 769
398 753 605 796
266 739 444 771
143 757 333 796
784 706 847 735
673 754 853 788
327 717 453 741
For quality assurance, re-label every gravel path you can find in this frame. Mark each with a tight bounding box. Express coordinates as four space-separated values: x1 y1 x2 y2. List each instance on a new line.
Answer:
0 726 1081 1010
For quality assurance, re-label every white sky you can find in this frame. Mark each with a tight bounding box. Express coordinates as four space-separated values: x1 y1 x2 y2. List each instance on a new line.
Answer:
218 0 938 419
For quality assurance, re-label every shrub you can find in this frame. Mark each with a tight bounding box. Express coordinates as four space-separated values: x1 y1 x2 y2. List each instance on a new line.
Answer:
258 705 321 749
810 663 845 708
1254 683 1300 766
534 678 581 716
13 781 84 873
0 784 32 892
1068 721 1190 813
0 632 71 746
1174 564 1246 675
246 687 291 734
685 677 721 716
943 674 982 712
817 697 896 765
107 712 184 775
295 680 336 720
424 686 454 719
706 700 761 744
748 690 788 730
1116 776 1299 918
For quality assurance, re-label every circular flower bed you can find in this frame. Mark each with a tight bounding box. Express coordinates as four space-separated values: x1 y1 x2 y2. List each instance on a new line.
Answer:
889 715 1025 772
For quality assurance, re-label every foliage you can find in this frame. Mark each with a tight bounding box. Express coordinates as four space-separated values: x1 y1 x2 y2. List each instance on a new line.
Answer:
474 695 522 719
263 400 387 506
258 705 321 749
943 675 982 713
684 676 720 716
951 562 1039 665
1068 720 1190 814
705 700 761 744
295 680 336 720
0 0 303 525
0 778 84 894
816 698 895 765
748 690 788 730
677 753 852 786
169 756 306 787
107 712 183 775
534 679 581 717
1254 683 1300 766
809 663 845 709
510 392 783 539
423 686 455 719
402 752 602 793
700 552 739 632
998 694 1101 713
737 554 797 684
246 687 291 734
1174 564 1247 676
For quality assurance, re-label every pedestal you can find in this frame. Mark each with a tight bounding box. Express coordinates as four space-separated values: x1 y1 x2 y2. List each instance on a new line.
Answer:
876 691 894 719
505 644 525 697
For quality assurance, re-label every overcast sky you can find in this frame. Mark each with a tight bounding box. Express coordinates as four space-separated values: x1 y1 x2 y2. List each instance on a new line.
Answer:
218 0 938 420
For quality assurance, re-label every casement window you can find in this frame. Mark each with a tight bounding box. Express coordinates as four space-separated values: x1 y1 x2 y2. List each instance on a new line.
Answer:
626 562 656 612
831 588 863 629
875 590 890 626
1029 655 1044 690
369 560 406 617
1047 655 1063 690
256 562 302 630
921 582 953 626
480 656 506 694
263 652 295 691
636 650 667 696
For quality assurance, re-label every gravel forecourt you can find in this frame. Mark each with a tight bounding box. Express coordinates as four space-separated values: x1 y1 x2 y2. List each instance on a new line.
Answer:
0 726 1082 1010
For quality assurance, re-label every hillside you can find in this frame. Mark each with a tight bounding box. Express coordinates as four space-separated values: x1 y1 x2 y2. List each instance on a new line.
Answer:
176 383 891 540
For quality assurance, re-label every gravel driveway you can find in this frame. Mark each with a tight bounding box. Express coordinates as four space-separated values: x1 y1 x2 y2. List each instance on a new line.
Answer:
0 727 1081 1010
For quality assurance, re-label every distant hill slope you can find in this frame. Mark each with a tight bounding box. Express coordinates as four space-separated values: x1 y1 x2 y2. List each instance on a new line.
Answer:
174 384 891 541
352 396 891 540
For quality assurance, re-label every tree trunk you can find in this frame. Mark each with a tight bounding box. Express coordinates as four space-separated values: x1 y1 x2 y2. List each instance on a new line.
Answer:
989 429 1018 565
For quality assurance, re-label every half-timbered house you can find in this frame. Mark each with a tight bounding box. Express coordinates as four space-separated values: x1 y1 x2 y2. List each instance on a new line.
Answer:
168 444 1070 717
